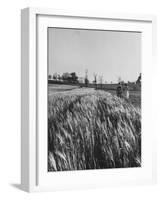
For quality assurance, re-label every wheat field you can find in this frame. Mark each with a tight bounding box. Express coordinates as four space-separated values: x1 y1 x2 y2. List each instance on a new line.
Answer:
48 88 141 171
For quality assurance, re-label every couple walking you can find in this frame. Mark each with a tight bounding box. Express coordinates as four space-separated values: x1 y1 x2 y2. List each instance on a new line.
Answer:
116 83 129 99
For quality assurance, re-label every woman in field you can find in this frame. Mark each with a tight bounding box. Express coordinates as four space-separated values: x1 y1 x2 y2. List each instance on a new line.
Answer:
123 83 129 100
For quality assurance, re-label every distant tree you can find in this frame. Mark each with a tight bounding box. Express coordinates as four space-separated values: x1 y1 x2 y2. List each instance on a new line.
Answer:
57 74 62 81
53 73 58 80
48 75 52 79
70 72 78 83
84 69 89 87
62 72 71 82
61 72 78 83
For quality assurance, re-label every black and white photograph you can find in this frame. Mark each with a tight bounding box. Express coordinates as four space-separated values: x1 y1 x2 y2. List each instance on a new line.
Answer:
48 28 141 172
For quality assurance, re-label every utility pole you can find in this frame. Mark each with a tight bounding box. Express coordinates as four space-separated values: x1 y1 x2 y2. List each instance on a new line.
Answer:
93 73 97 89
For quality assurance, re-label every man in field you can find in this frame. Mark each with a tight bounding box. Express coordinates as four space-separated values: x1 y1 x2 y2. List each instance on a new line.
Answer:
116 83 123 98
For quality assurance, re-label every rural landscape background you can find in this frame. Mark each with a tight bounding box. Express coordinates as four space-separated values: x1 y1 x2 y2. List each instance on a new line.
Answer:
48 28 141 171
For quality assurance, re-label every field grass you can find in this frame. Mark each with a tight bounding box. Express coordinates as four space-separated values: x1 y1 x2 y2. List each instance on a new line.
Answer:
49 84 80 93
48 86 141 171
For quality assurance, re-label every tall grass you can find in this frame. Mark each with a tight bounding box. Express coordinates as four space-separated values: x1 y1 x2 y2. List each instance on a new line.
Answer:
48 90 141 171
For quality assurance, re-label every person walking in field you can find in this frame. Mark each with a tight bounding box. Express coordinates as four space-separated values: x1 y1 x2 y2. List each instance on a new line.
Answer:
116 83 123 98
123 83 129 100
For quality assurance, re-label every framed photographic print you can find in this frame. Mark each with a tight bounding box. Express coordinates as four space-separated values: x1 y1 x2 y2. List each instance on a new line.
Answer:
21 7 156 192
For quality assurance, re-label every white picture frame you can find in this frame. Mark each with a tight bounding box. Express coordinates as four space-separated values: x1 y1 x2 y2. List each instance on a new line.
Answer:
21 7 157 192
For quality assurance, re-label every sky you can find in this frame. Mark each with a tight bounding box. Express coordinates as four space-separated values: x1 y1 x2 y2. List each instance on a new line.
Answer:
48 28 141 83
